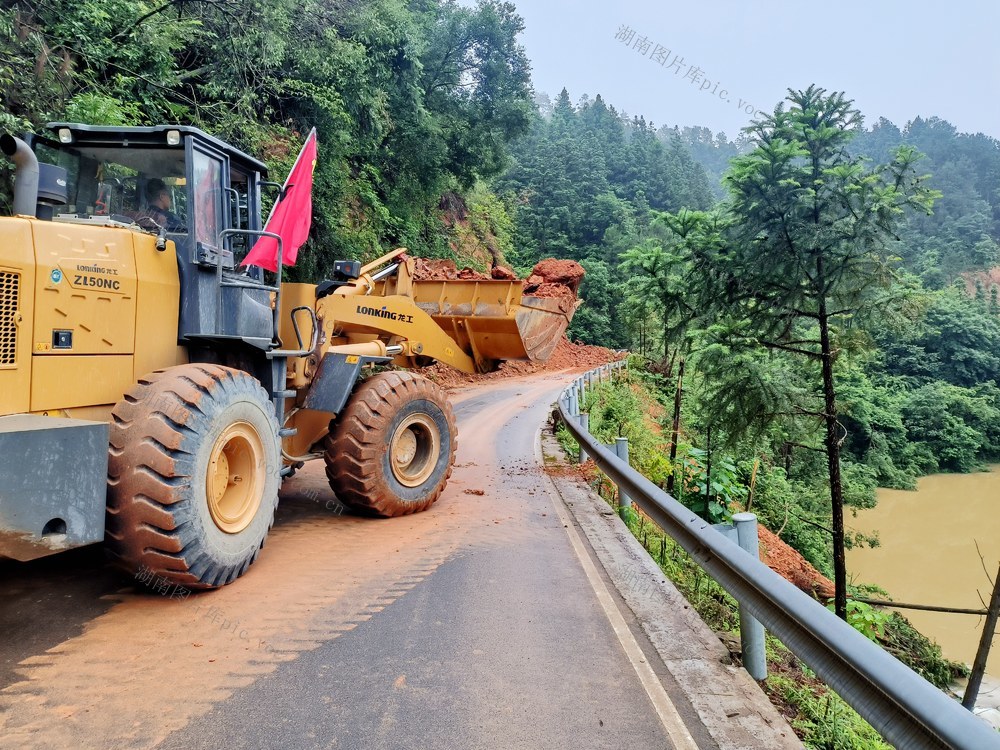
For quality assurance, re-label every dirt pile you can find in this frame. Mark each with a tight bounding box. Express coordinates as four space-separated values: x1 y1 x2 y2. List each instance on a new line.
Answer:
422 335 624 389
409 256 585 299
525 258 585 292
758 525 835 601
523 259 585 303
410 256 519 282
407 255 600 387
490 265 518 281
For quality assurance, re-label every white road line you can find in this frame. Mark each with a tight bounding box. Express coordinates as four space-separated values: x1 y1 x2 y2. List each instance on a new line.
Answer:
537 431 700 750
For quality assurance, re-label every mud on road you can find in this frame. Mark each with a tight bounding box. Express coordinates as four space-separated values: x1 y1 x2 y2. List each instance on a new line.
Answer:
0 372 597 750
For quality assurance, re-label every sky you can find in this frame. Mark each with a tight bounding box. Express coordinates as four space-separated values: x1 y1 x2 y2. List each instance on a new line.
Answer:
506 0 1000 139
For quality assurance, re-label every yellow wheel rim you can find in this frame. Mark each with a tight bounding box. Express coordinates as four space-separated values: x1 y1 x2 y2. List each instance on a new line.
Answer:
206 421 265 534
389 414 440 488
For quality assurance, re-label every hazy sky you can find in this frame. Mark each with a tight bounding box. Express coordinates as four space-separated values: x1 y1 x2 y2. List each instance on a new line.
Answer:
507 0 1000 139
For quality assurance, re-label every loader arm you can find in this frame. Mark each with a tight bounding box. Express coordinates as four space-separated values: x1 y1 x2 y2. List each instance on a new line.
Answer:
279 249 578 462
317 293 478 373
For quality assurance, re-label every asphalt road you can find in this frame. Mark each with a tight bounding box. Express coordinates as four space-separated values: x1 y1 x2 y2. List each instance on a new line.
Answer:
0 371 698 749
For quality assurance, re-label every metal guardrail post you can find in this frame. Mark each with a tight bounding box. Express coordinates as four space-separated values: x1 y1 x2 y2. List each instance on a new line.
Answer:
733 512 767 681
615 437 632 509
577 413 589 464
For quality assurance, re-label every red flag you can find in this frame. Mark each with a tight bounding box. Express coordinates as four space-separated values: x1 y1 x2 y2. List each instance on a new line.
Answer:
241 128 317 271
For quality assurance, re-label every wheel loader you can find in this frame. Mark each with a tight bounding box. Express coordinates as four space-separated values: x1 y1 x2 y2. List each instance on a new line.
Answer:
0 123 577 588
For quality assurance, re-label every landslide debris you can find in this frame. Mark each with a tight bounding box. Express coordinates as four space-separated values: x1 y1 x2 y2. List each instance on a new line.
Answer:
423 335 624 388
410 256 514 281
758 525 836 600
409 255 585 303
407 255 606 386
523 258 585 301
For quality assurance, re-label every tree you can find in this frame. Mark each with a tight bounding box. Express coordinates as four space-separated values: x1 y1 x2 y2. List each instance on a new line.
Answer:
877 287 1000 388
668 87 938 619
622 212 727 492
0 0 534 270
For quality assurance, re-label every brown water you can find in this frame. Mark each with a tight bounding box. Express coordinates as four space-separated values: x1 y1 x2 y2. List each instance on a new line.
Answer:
848 466 1000 673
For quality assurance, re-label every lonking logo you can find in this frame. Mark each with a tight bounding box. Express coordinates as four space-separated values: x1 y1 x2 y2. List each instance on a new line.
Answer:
356 304 414 324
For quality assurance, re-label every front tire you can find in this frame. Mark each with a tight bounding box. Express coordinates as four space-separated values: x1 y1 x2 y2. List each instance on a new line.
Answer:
325 372 457 517
106 364 281 588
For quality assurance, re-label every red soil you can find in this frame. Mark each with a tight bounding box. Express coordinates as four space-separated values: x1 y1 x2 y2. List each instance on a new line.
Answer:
410 257 476 280
526 282 577 301
422 335 624 388
962 267 1000 295
408 255 597 381
409 256 585 303
758 525 836 601
527 259 585 294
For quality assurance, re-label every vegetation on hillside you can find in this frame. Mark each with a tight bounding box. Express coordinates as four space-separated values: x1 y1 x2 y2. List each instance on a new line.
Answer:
560 368 966 748
508 86 1000 615
0 0 532 277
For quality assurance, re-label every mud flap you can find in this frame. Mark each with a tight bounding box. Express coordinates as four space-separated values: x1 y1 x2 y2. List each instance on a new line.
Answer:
301 353 392 415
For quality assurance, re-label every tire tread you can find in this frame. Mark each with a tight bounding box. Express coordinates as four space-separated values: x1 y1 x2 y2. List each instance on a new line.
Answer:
106 364 279 589
324 372 456 517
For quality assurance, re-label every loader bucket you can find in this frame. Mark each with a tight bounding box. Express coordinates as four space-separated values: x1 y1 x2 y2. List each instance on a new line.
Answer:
408 280 578 370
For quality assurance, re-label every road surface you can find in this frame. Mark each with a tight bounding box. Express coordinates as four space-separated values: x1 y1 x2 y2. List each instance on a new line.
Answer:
0 370 781 749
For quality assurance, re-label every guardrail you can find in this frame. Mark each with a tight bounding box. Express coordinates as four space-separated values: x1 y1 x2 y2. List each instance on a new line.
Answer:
557 361 1000 750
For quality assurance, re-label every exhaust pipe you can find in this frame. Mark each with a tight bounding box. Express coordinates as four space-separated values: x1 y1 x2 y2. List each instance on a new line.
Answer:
0 134 38 218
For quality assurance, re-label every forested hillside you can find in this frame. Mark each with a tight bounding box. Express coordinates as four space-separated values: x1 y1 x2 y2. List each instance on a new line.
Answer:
539 90 1000 604
673 115 1000 284
492 80 1000 605
0 0 533 279
494 89 715 347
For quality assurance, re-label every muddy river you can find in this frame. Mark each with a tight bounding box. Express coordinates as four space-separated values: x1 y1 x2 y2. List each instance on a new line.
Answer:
848 466 1000 673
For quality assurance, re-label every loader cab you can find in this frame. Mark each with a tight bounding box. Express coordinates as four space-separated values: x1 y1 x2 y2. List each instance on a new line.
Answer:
32 123 277 349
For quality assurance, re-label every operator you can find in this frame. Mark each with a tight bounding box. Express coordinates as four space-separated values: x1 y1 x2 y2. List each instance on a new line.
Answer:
144 178 186 232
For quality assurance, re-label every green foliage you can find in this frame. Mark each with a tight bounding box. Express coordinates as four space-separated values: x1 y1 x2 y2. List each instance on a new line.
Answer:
568 258 621 344
585 380 642 439
675 446 743 523
767 673 890 749
494 90 714 349
647 86 940 616
463 185 517 265
1 0 533 273
877 288 1000 388
853 117 1000 283
582 377 674 488
64 92 142 126
899 381 1000 472
880 611 968 688
826 599 891 641
554 422 579 461
574 364 964 745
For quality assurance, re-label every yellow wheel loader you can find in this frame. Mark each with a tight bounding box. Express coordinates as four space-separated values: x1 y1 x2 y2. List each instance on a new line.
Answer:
0 123 577 588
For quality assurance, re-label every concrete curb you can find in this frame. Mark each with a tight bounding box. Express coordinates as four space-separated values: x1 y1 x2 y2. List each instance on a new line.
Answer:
541 429 803 750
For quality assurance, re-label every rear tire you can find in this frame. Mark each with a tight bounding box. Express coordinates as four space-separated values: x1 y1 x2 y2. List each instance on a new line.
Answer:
106 364 281 589
325 372 457 517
